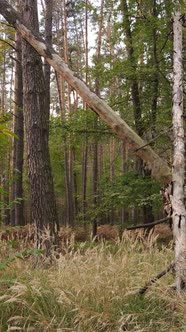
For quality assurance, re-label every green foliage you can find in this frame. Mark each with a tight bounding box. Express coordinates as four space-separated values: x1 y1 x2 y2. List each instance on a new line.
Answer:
96 172 162 221
49 111 112 198
76 171 162 225
0 123 12 156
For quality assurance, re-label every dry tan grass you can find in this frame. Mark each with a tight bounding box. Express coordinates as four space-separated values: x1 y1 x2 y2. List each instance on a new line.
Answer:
0 223 173 250
0 230 185 331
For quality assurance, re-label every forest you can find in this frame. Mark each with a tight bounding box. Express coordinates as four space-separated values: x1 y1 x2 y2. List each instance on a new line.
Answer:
0 0 186 331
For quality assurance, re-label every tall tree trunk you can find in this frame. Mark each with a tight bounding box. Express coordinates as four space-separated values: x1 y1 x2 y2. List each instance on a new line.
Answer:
171 12 186 291
0 50 11 225
55 72 72 227
106 16 117 226
121 0 155 226
63 0 74 227
121 0 142 137
121 142 128 229
109 136 115 225
82 0 89 228
3 151 11 225
44 0 52 122
82 137 88 228
0 0 172 184
10 25 24 226
151 0 159 134
91 0 104 239
54 7 69 226
22 0 58 249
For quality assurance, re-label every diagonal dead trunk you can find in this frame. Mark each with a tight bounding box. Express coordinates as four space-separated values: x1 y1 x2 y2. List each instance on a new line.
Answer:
0 0 171 184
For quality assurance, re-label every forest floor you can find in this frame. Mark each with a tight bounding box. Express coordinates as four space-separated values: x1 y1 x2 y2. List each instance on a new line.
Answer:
0 224 185 331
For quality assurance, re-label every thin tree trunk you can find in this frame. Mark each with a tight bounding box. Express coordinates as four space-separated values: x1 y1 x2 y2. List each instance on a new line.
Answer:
171 12 186 290
82 136 88 227
121 0 142 136
0 50 11 225
91 0 104 239
63 0 74 227
82 0 88 228
10 26 24 226
121 142 128 229
110 136 115 225
3 151 10 225
151 0 159 133
44 0 53 123
142 0 159 227
55 72 72 227
122 0 149 225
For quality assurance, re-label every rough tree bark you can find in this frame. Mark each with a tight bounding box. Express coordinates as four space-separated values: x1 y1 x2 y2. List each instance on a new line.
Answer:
171 12 186 290
0 0 171 184
21 0 58 248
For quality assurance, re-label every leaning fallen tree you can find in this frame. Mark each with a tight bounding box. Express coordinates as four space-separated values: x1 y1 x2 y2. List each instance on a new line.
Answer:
0 0 171 184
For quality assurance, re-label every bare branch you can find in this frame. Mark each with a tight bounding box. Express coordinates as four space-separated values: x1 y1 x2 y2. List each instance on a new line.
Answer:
158 69 171 85
135 125 172 152
138 260 175 295
9 54 19 63
126 216 172 230
160 30 172 53
0 37 16 51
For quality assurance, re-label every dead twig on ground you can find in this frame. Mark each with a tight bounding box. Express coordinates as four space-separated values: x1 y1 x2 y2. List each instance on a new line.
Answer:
138 260 175 294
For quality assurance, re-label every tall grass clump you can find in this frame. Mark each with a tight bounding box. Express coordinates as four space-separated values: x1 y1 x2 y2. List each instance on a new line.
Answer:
0 233 186 331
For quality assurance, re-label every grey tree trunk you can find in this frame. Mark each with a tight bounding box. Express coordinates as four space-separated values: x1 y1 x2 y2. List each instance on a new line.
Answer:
0 0 171 184
21 0 58 249
171 12 186 290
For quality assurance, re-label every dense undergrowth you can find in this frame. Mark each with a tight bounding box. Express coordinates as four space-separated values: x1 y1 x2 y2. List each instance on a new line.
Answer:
0 230 185 332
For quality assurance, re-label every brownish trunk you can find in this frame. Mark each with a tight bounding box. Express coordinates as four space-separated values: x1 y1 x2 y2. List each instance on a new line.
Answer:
44 0 53 123
22 0 58 249
63 0 74 226
82 0 89 228
91 0 104 238
151 0 159 132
